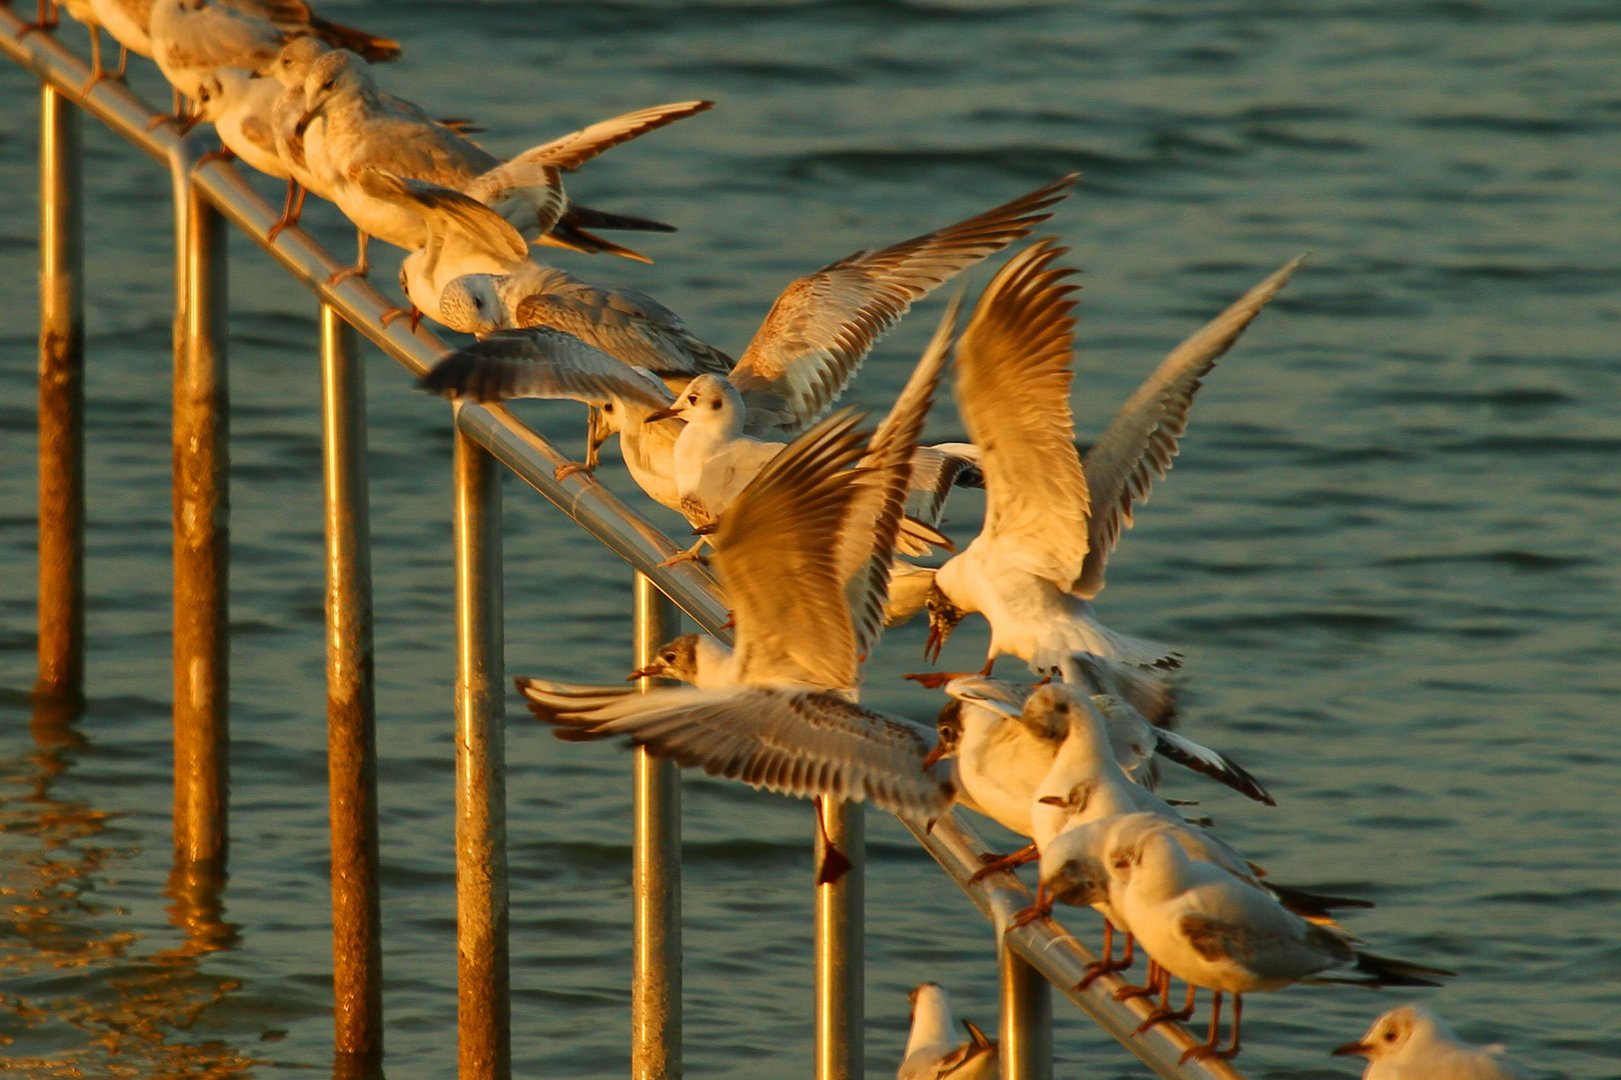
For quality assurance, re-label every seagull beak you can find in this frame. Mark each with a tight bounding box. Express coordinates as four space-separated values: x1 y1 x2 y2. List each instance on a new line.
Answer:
920 742 950 770
626 664 661 682
644 406 681 423
924 620 946 664
293 100 324 138
1330 1040 1372 1058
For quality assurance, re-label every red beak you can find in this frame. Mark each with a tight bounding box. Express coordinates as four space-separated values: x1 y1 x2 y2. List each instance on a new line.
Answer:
1330 1041 1372 1058
644 406 681 423
626 665 661 681
920 742 950 770
924 620 946 664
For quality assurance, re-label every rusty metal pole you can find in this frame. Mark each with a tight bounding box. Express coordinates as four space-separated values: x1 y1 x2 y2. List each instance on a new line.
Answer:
319 305 383 1067
1000 948 1052 1080
453 417 509 1080
169 150 229 868
35 83 85 705
631 572 681 1079
814 800 863 1080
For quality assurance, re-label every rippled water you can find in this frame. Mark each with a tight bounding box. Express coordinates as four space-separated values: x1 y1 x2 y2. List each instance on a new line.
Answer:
2 1 1618 1076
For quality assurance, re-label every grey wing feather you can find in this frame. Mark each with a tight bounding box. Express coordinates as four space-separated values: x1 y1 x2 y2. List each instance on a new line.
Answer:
730 175 1075 435
838 295 959 660
516 681 953 822
1153 728 1275 807
506 100 715 171
904 441 982 528
418 328 674 409
514 276 734 382
1076 255 1304 596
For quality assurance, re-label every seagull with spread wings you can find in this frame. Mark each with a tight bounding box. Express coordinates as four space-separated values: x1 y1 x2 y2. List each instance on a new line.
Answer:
516 305 962 879
417 175 1072 502
908 240 1305 691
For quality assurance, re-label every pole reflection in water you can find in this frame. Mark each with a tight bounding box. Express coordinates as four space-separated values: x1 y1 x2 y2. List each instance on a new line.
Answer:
0 695 255 1076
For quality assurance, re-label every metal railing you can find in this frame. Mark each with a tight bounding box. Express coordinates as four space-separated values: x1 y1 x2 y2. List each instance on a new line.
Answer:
5 15 1245 1079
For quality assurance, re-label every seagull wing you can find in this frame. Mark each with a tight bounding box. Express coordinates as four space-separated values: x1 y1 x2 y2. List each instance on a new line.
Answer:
418 328 674 410
838 295 959 661
1076 255 1303 596
715 411 872 689
727 175 1075 436
514 273 735 382
505 100 715 171
516 680 953 822
905 442 982 529
954 240 1090 589
355 168 528 281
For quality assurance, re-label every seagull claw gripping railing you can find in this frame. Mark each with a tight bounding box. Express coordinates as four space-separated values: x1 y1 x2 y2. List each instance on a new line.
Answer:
5 15 1245 1080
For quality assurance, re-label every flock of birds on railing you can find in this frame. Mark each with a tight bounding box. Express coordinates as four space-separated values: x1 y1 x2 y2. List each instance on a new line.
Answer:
12 0 1537 1075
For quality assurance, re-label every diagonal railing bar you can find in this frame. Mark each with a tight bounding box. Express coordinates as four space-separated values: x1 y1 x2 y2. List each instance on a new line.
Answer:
4 12 1251 1079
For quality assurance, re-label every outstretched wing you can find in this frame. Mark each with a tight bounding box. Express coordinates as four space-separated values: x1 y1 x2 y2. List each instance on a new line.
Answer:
716 411 871 689
954 240 1090 589
838 296 959 661
419 328 674 410
728 175 1075 435
517 680 953 822
1076 256 1304 596
506 100 715 171
356 167 528 280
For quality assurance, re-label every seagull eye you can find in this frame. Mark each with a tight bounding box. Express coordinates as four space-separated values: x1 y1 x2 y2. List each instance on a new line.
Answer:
1383 1030 1396 1042
660 651 675 663
687 394 697 404
321 79 335 91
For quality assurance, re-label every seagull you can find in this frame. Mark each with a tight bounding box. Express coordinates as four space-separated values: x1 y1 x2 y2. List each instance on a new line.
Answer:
415 175 1071 493
53 0 120 90
518 308 960 878
1109 828 1451 1064
911 242 1306 688
192 67 285 176
295 49 705 279
150 0 289 108
898 983 997 1080
1332 1006 1528 1080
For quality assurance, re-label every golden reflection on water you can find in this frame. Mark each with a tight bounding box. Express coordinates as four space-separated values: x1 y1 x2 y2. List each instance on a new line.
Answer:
0 695 259 1078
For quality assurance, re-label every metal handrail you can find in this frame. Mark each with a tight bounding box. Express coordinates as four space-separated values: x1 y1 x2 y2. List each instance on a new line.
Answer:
4 15 1245 1079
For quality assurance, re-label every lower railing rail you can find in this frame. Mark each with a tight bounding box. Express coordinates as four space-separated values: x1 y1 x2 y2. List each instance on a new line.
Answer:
5 14 1245 1080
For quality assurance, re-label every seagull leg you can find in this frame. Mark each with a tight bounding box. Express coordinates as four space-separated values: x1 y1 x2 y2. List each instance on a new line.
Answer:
328 232 372 285
1078 920 1135 989
813 796 852 885
556 407 604 480
379 304 419 329
79 27 110 93
656 537 707 568
903 670 981 690
14 0 57 37
1179 991 1225 1064
196 146 236 167
1007 882 1052 929
1113 958 1160 1002
967 843 1038 884
267 181 307 243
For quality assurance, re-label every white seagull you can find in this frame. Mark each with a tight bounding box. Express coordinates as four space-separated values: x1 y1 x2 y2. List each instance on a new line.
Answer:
294 49 707 279
1332 1005 1528 1080
1108 828 1451 1064
517 309 959 868
911 242 1306 687
897 983 997 1080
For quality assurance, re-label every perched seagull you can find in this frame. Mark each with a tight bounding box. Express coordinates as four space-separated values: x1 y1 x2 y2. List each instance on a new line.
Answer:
1333 1006 1528 1080
518 310 960 876
295 49 705 279
1109 829 1451 1064
898 983 997 1080
416 176 1070 496
1036 810 1373 995
192 67 285 176
911 242 1306 686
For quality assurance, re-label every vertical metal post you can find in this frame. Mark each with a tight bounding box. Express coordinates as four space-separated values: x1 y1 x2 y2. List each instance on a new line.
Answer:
170 152 229 868
35 84 85 704
999 949 1052 1080
319 306 383 1066
453 420 509 1080
631 573 682 1079
814 800 863 1080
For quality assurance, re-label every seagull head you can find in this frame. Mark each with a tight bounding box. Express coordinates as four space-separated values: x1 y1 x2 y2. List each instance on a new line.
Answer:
297 50 370 137
921 700 963 769
436 274 508 336
922 583 967 663
192 73 228 122
1332 1005 1450 1065
644 374 741 429
1041 848 1108 908
273 36 330 90
626 634 702 685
